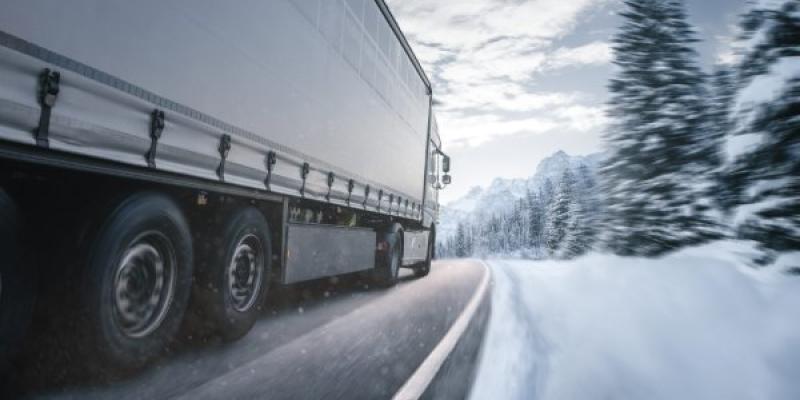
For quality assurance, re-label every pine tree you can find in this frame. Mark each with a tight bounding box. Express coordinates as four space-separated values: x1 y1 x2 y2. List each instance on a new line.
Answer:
570 164 598 256
709 66 737 144
438 238 452 259
472 218 486 256
510 198 527 251
455 222 469 258
539 178 556 247
724 0 800 256
602 0 721 256
527 190 545 249
709 65 739 211
545 169 578 257
540 178 555 207
487 214 502 254
562 201 588 259
577 164 596 190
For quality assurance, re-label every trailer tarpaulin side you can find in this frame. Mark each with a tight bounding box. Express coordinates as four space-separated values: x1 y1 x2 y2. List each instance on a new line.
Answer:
0 0 431 219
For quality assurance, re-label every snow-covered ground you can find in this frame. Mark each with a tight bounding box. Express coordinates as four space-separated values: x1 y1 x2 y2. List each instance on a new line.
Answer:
470 242 800 400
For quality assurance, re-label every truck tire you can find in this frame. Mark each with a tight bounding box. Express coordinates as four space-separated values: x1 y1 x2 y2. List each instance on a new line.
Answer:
0 189 35 371
192 207 271 341
79 193 193 370
413 230 433 278
372 223 403 287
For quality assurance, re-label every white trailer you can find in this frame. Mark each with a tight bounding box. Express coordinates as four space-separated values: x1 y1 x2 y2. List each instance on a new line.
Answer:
0 0 451 371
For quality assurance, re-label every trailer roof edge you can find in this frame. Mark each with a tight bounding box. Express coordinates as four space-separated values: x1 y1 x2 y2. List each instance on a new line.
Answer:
374 0 433 95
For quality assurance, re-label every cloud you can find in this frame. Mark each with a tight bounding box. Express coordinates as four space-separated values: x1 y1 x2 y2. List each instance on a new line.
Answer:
387 0 613 148
437 81 577 112
548 41 613 70
553 104 611 132
389 0 606 49
440 113 561 147
438 103 609 148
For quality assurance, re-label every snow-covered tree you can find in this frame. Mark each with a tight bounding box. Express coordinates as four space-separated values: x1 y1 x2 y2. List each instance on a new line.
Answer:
709 66 737 147
508 198 528 251
454 222 470 258
577 164 596 190
527 190 545 248
562 203 589 258
437 238 452 259
545 169 579 257
708 65 739 212
487 214 502 254
723 0 800 256
571 164 599 256
540 178 555 207
602 0 721 256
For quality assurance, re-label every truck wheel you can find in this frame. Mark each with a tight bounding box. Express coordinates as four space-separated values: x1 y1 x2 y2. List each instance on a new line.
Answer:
80 193 193 370
193 207 271 341
372 223 403 287
413 230 433 278
0 189 35 370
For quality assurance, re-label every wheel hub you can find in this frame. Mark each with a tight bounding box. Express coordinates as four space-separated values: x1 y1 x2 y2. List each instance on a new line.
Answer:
227 234 263 313
113 233 176 338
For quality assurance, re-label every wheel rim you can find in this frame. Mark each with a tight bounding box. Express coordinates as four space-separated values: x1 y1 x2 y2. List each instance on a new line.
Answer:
113 231 177 338
228 234 264 312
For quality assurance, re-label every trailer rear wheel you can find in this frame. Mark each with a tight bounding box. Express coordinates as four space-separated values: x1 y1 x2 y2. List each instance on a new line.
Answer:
192 207 271 341
413 230 433 278
372 223 403 287
80 193 193 370
0 189 35 370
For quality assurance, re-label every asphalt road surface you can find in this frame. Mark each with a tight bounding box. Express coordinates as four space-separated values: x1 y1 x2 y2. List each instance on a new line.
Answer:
3 260 491 400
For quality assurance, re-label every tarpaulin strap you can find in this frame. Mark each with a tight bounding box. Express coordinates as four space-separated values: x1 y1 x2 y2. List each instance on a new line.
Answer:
264 150 277 190
326 172 335 201
35 68 60 148
299 162 310 197
346 179 355 205
146 109 165 168
217 134 231 181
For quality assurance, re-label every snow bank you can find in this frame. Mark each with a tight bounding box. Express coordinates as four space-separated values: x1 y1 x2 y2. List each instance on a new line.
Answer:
470 241 800 400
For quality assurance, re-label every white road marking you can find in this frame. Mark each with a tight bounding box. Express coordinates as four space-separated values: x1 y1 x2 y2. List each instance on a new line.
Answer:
392 261 492 400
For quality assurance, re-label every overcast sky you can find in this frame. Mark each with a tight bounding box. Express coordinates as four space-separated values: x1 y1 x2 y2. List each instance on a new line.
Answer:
387 0 749 203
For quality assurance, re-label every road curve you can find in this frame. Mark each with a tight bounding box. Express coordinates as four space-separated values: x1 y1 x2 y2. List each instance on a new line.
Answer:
5 260 491 400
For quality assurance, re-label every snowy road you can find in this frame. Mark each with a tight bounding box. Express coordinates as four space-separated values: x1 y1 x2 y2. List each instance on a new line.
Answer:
6 261 491 399
8 246 798 400
470 248 800 400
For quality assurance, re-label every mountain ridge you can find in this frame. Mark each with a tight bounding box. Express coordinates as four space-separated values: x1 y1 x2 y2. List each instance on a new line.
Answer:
439 150 603 240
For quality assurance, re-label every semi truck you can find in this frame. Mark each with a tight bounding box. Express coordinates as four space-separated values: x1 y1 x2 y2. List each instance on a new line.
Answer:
0 0 451 370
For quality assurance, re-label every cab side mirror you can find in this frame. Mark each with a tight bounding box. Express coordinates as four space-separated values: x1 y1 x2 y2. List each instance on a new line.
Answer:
442 155 451 173
442 174 451 185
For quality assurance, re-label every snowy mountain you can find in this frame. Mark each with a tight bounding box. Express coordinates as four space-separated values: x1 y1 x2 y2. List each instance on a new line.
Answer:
439 150 603 241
